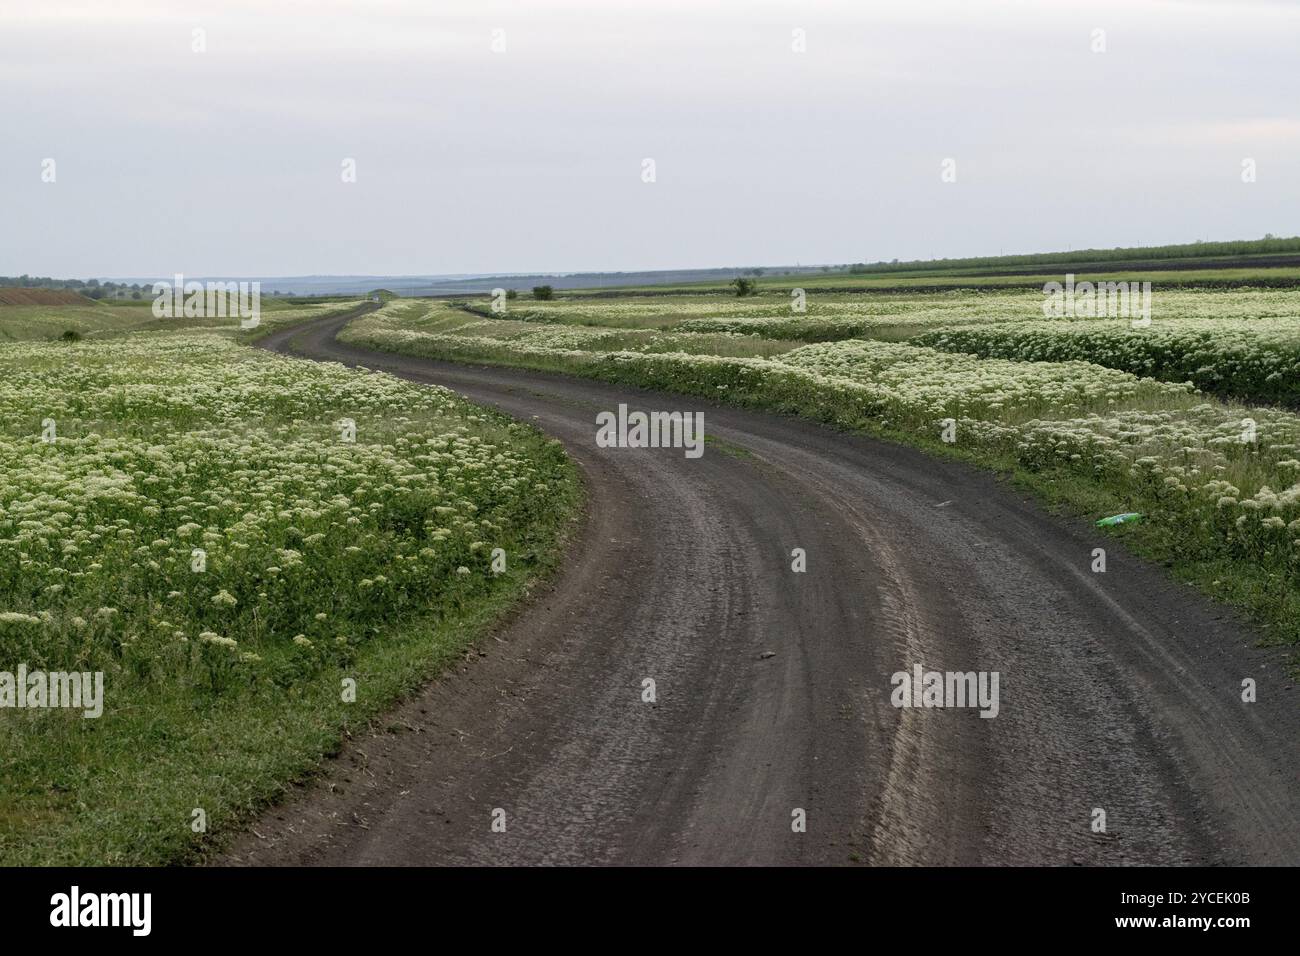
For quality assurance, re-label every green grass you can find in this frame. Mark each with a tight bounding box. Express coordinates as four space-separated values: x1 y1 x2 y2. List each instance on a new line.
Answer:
0 297 365 342
0 301 153 340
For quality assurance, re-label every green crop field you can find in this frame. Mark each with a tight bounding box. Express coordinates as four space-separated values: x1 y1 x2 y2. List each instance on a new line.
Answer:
0 297 368 342
559 266 1300 295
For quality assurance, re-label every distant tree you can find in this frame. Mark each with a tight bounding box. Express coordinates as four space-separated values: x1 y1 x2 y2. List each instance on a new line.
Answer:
86 288 105 299
505 289 519 300
532 285 554 300
730 277 758 297
131 291 142 300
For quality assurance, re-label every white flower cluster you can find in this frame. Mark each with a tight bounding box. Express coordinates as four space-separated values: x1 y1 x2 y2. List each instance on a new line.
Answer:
0 332 559 689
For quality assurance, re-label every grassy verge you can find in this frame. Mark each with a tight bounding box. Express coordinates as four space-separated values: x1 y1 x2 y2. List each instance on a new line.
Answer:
0 483 578 866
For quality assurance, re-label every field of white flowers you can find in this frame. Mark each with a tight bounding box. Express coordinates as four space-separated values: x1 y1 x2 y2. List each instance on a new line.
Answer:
354 301 798 361
914 316 1300 405
0 327 575 864
466 289 1047 336
462 289 1300 406
345 292 1300 656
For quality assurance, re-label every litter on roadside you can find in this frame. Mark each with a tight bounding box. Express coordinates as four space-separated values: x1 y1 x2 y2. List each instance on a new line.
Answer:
1096 512 1143 527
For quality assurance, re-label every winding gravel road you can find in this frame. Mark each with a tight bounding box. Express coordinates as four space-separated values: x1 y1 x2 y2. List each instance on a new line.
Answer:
225 309 1299 866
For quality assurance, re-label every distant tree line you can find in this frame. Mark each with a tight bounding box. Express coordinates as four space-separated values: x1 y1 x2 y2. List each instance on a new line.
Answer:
844 235 1300 275
0 275 150 299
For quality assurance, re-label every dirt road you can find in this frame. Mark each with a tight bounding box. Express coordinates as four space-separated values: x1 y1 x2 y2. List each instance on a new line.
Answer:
223 311 1298 866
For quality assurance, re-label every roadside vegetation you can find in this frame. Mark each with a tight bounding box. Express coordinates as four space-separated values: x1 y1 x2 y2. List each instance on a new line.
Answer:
0 317 579 864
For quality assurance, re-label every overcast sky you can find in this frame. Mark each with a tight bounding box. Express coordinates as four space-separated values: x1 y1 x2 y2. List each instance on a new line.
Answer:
2 0 1297 278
